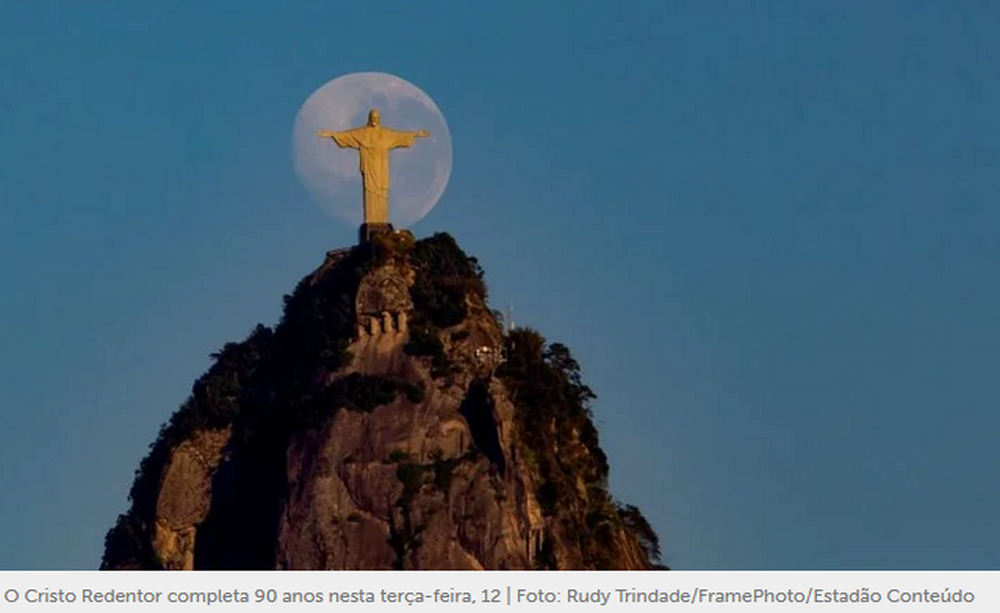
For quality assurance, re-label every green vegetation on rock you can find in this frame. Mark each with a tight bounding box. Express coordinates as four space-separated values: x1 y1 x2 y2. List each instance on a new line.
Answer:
499 327 665 570
408 233 486 329
403 325 451 377
293 373 425 430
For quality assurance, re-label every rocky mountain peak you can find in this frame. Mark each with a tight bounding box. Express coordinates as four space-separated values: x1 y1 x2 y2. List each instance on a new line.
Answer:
101 232 664 570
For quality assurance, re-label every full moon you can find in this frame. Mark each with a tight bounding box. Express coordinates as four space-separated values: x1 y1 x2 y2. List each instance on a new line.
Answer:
292 72 452 228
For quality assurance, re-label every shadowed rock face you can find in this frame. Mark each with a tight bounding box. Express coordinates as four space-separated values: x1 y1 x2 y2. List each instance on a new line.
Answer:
101 233 663 571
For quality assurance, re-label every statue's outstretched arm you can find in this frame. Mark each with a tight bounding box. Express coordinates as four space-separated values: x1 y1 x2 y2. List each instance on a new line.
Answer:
317 130 361 148
385 129 431 149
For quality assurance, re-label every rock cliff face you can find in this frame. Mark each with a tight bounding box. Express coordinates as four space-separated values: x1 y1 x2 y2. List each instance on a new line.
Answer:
102 233 664 570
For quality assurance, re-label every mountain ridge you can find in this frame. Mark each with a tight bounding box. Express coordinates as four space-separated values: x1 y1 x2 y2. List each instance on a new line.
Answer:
101 232 665 570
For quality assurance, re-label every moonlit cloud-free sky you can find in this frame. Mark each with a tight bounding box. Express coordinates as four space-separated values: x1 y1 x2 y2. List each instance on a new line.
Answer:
2 2 999 570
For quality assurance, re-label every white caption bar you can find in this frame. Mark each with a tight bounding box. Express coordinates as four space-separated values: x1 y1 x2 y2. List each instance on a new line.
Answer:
0 571 995 611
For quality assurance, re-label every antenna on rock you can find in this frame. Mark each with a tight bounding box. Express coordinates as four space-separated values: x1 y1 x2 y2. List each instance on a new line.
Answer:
506 303 515 333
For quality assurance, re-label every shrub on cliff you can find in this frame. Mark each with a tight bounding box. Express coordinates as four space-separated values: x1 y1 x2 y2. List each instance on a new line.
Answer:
499 327 660 569
292 373 426 430
403 325 451 377
274 247 372 379
618 503 667 569
408 233 486 329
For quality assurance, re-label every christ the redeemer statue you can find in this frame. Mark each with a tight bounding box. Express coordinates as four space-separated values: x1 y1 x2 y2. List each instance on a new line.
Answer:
318 108 429 242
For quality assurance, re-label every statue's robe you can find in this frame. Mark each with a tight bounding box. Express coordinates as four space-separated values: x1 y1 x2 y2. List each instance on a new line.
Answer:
330 127 419 224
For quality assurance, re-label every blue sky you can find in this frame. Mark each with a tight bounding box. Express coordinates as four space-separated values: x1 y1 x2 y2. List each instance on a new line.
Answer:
1 1 999 569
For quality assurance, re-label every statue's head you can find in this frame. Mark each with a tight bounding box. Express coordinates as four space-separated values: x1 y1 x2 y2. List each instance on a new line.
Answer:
367 109 381 127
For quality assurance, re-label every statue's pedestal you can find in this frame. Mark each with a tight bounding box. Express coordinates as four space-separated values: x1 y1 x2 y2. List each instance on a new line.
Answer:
359 222 394 244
